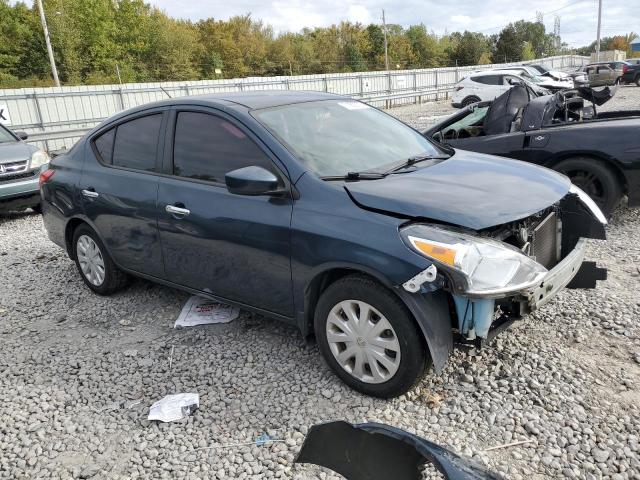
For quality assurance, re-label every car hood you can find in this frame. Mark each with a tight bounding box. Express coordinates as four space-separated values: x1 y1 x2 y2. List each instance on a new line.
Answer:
547 69 571 80
345 149 571 230
0 141 36 164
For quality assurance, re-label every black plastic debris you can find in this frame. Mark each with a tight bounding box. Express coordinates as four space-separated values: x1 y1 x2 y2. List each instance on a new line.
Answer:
295 421 503 480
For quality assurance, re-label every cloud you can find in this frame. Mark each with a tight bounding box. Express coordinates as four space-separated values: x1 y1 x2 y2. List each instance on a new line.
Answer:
147 0 640 47
450 15 472 26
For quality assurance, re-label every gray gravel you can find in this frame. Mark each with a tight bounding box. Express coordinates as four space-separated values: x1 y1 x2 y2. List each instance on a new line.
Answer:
1 86 640 479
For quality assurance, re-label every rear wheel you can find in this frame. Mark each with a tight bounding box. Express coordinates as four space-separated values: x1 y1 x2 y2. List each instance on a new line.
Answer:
554 157 622 217
461 96 481 107
314 275 429 398
72 224 130 295
635 75 640 87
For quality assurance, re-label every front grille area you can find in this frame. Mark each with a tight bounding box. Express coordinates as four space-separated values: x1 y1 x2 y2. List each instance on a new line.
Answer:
0 160 29 177
0 169 38 185
531 212 560 269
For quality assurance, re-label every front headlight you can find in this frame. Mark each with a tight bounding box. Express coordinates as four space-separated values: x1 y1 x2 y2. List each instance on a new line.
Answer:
569 184 607 225
30 150 50 169
401 224 547 296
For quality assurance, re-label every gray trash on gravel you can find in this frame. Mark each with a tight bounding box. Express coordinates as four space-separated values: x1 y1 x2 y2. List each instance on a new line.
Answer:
148 393 199 422
174 295 240 328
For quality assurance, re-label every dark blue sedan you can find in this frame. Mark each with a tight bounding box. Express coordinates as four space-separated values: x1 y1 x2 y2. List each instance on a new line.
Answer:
40 91 606 397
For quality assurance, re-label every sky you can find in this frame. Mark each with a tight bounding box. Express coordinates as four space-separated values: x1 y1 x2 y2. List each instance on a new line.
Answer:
146 0 638 48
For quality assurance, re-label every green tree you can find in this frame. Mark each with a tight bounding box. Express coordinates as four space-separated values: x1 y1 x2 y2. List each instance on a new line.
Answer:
521 41 535 61
453 31 490 66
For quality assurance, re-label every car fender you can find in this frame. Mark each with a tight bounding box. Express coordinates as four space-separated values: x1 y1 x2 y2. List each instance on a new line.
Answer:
298 260 453 373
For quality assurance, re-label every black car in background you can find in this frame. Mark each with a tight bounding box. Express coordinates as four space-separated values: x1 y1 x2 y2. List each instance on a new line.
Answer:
41 92 606 398
621 61 640 86
424 85 640 215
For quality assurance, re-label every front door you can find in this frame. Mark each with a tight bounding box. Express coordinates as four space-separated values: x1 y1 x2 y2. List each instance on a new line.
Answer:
449 131 526 158
156 108 294 316
80 111 165 278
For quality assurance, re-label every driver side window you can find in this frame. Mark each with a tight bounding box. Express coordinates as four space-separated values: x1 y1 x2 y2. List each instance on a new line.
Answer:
172 111 277 184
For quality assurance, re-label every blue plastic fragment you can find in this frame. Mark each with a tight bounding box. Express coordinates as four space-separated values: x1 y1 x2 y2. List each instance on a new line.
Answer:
255 433 273 445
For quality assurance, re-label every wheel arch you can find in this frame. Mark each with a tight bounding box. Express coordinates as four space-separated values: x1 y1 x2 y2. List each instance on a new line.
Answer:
64 216 109 261
461 95 481 106
301 265 454 373
545 152 628 196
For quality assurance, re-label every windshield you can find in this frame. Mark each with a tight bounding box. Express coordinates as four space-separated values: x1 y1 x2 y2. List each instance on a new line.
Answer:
527 75 545 84
0 126 17 144
252 100 442 177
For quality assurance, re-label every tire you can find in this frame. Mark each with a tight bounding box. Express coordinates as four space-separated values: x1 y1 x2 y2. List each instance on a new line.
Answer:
314 275 429 398
554 157 622 217
72 224 130 295
635 75 640 87
31 203 42 214
461 96 480 107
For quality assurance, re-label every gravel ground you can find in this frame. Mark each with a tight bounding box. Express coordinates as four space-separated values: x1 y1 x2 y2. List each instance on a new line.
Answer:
1 86 640 480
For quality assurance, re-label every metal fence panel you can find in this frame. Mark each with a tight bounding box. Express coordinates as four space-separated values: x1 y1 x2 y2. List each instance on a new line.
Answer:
0 55 587 151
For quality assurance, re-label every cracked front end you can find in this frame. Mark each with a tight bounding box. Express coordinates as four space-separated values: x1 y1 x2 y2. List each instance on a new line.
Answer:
400 186 607 343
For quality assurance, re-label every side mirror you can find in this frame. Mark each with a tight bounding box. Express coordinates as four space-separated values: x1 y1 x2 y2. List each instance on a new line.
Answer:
15 131 28 140
225 166 281 196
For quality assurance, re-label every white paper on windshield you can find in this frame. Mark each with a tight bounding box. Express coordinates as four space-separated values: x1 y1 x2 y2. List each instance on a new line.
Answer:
148 393 199 422
174 295 240 328
337 101 370 110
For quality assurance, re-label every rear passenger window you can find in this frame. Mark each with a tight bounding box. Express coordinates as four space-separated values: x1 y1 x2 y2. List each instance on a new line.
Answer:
473 75 502 85
94 128 115 164
112 114 162 172
173 112 274 184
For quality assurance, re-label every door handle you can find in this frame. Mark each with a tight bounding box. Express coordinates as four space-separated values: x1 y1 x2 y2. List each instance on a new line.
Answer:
165 204 190 216
81 189 99 198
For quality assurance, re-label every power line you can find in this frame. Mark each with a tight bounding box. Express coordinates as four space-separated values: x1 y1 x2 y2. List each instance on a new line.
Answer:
474 0 589 34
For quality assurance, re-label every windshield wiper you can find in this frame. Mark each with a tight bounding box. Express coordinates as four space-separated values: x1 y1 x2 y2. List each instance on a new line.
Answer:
382 153 451 175
321 171 386 181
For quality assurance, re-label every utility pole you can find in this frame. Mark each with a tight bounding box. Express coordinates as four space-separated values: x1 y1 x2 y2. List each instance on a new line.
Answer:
382 9 389 71
36 0 60 87
595 0 602 61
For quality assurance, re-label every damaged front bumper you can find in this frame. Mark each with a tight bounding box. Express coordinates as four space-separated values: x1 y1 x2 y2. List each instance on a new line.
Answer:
450 238 605 341
521 238 586 312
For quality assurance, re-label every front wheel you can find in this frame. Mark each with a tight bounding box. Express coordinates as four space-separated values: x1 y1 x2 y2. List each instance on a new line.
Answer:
314 275 429 398
554 157 622 217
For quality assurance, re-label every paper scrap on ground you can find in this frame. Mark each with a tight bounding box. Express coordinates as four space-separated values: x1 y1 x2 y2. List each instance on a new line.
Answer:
174 295 240 328
148 393 199 423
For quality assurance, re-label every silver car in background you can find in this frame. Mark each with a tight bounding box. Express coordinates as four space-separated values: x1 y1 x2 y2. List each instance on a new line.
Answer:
0 124 49 213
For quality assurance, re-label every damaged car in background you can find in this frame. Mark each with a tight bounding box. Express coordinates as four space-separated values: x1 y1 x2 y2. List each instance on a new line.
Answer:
425 85 640 216
41 91 605 398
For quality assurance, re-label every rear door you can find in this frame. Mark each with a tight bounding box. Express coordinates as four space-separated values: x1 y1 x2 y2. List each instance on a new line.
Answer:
81 110 166 277
156 107 294 316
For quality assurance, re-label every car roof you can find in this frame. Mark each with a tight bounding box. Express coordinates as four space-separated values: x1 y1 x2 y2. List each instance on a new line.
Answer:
486 69 524 74
469 70 507 76
164 90 343 110
99 90 348 126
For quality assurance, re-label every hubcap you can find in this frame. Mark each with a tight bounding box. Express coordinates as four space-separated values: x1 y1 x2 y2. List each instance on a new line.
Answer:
325 300 401 384
76 235 106 286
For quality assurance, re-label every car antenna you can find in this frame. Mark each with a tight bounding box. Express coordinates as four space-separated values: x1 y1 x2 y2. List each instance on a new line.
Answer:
160 86 173 98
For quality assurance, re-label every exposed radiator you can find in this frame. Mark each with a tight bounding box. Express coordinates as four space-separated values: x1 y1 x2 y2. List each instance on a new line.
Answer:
531 212 561 269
